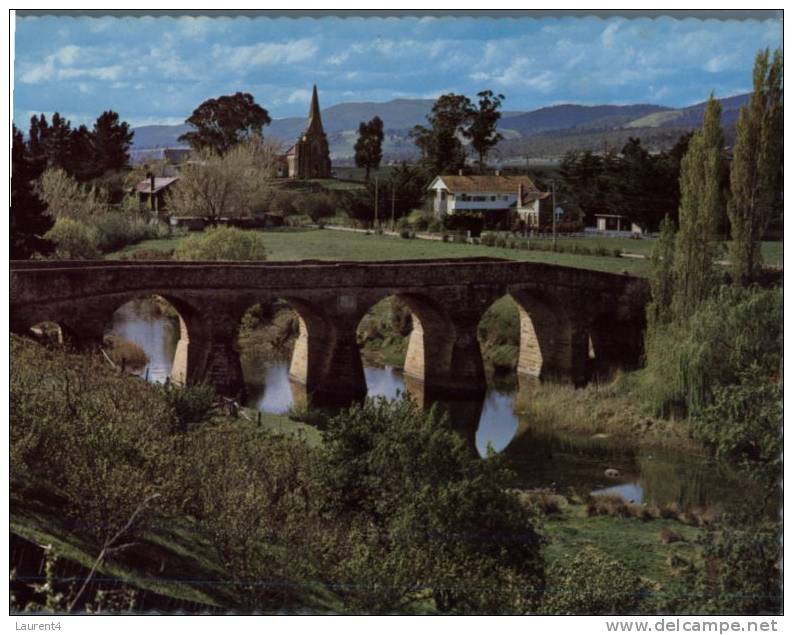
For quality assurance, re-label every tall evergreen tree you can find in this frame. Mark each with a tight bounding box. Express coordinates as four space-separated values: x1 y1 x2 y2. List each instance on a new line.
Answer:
647 215 677 327
463 90 504 173
11 125 54 259
353 116 384 181
91 110 134 174
411 93 472 176
727 48 783 286
672 95 726 320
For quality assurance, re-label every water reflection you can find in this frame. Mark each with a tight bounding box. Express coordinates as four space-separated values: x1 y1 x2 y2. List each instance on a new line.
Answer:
110 301 767 515
109 300 179 383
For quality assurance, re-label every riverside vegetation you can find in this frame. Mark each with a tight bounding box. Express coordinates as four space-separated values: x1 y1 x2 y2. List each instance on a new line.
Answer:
11 333 781 615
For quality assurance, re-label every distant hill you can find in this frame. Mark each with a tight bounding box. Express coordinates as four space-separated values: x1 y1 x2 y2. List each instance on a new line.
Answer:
130 92 749 161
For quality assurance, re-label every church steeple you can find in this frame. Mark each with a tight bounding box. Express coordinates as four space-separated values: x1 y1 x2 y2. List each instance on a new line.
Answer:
305 84 325 136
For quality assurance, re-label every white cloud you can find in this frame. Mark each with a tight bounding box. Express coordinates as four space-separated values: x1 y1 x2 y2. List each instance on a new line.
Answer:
58 65 123 81
286 88 311 104
214 38 318 70
55 45 80 65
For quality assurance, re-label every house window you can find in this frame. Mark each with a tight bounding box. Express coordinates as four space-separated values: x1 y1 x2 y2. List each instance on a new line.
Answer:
472 196 486 202
490 196 496 201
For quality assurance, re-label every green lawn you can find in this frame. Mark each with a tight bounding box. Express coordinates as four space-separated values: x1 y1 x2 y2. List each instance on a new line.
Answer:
108 228 651 276
516 234 782 264
105 228 782 276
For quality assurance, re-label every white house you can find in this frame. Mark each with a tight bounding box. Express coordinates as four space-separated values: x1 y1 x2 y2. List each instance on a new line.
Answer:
428 174 547 221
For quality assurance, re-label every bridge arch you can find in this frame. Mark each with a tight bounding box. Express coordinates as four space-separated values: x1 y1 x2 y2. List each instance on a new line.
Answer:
355 292 458 405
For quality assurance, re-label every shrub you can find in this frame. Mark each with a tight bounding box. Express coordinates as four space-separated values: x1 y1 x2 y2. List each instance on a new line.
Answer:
427 217 443 233
161 383 216 433
654 524 781 615
641 286 782 417
694 366 782 484
539 547 650 615
10 337 183 543
266 190 297 217
297 192 335 222
304 396 546 614
174 225 268 261
399 228 412 239
44 218 101 259
494 236 507 248
94 212 164 252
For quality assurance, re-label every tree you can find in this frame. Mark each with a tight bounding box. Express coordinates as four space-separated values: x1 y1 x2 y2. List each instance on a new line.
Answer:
671 95 726 320
36 168 107 222
646 215 676 327
728 48 783 286
166 137 281 221
178 92 272 155
28 112 74 172
298 396 545 614
353 116 384 181
11 125 54 259
411 93 472 176
91 110 134 174
463 90 504 173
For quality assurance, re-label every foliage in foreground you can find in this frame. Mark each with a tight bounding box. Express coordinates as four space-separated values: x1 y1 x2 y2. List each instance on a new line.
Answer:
655 523 781 615
539 547 649 615
11 337 544 614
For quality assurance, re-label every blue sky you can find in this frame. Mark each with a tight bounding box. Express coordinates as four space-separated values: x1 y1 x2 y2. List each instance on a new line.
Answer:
13 14 782 129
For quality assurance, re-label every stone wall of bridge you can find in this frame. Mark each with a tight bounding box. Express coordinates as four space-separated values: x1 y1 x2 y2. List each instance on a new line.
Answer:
10 259 649 404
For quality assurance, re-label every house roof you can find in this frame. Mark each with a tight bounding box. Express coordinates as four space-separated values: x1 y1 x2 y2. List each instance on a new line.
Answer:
430 174 542 194
134 176 180 195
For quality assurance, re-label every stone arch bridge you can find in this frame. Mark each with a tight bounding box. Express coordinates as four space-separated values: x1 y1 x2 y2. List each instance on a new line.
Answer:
10 258 649 406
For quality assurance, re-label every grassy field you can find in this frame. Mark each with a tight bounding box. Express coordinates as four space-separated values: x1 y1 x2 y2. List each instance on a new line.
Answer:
109 228 652 275
107 227 782 275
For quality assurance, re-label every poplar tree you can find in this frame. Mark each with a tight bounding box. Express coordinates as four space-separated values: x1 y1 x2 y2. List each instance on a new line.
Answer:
647 214 677 327
672 95 725 320
727 48 783 286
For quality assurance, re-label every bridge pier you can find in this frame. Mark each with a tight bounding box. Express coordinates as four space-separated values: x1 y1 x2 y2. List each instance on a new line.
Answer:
180 307 246 401
311 317 367 407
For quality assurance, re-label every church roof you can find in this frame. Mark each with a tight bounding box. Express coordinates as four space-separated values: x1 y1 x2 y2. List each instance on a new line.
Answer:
304 84 325 137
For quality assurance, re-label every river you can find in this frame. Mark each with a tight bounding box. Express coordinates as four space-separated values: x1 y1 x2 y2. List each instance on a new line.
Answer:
109 299 764 514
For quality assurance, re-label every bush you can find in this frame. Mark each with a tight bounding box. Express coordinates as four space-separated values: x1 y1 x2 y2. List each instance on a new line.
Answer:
303 396 546 614
10 337 183 543
161 383 216 433
694 366 782 484
539 547 650 615
266 190 297 217
174 226 268 261
297 192 335 222
94 212 165 252
655 524 781 615
641 286 782 417
44 218 101 259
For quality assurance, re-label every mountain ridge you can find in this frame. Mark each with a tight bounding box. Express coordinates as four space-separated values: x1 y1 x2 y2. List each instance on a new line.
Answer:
130 93 750 161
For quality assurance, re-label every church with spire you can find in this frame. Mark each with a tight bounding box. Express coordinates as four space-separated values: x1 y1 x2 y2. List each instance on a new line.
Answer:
285 85 332 179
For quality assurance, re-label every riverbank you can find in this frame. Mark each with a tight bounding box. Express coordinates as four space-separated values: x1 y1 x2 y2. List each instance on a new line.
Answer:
513 371 696 450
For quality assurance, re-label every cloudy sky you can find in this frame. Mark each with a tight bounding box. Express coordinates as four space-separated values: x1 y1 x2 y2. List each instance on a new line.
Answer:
13 13 782 129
